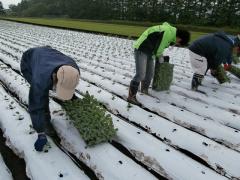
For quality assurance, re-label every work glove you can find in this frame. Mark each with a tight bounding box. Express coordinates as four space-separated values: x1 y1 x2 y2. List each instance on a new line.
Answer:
34 133 48 152
224 64 232 71
71 93 78 101
163 56 170 62
156 56 169 64
191 73 204 91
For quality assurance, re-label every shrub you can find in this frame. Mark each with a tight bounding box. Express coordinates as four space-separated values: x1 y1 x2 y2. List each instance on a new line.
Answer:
229 65 240 79
215 65 230 84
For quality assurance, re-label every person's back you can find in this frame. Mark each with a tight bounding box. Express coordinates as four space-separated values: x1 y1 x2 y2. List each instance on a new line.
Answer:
189 32 233 69
21 46 79 85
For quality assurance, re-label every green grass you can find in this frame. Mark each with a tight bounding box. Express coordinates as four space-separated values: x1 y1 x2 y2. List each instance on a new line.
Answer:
1 17 207 41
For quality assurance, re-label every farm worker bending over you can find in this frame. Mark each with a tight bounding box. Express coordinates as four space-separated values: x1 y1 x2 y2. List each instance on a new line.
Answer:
21 46 80 152
189 32 240 90
128 22 190 105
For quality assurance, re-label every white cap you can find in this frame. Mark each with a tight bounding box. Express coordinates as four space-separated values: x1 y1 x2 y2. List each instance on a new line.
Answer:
56 65 80 100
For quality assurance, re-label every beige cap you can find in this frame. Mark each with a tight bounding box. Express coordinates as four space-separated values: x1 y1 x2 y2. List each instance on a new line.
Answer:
56 65 80 100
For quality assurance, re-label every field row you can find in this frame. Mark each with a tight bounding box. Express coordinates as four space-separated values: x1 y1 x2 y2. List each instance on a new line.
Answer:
0 20 239 180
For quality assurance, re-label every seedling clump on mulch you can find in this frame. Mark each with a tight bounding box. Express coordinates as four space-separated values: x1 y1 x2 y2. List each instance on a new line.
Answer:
233 54 240 64
62 92 117 146
228 65 240 79
215 65 230 84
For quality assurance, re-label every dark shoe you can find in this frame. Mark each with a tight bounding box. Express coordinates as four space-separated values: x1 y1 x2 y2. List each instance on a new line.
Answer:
191 73 203 90
127 81 141 106
140 81 149 94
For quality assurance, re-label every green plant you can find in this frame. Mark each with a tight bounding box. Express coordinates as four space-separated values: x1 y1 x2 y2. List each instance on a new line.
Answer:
232 54 240 64
111 95 115 100
62 92 117 146
127 102 132 111
228 65 240 79
215 65 230 84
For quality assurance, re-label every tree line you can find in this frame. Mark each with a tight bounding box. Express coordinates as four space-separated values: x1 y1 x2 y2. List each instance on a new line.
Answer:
0 1 4 15
4 0 240 27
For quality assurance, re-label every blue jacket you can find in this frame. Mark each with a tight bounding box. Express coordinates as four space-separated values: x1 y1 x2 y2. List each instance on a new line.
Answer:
189 32 237 69
20 46 79 133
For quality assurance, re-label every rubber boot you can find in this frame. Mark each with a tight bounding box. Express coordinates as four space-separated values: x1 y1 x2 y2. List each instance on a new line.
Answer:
191 73 203 90
140 81 149 94
127 81 141 106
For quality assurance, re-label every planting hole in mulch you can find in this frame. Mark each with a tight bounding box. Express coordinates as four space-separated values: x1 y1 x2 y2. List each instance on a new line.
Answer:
202 142 208 146
118 160 123 164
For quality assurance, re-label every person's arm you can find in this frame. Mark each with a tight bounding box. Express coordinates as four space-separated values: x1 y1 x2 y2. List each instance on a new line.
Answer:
28 81 49 133
214 45 231 68
223 55 233 71
155 31 167 58
227 54 233 65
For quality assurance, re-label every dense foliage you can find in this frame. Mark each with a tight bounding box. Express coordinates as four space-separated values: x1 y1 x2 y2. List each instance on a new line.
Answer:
7 0 240 27
215 65 231 84
63 92 117 146
228 65 240 79
0 1 4 15
233 54 240 64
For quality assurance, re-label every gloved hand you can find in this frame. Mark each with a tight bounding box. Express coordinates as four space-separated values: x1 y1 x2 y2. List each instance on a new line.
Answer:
191 73 204 91
34 133 48 152
224 64 232 71
71 93 78 101
163 56 170 62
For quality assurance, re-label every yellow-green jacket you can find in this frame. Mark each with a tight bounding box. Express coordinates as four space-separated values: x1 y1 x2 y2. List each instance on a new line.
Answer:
133 22 176 58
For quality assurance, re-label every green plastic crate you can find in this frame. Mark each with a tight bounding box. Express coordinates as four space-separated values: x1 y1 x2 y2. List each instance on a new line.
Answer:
152 61 174 91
